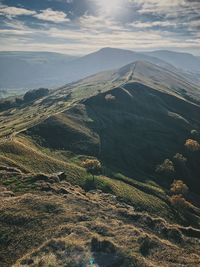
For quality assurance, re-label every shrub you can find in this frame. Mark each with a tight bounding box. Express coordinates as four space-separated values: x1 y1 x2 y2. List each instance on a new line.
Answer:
24 88 49 102
82 159 102 182
170 195 190 210
156 159 175 175
185 139 200 152
173 153 187 163
105 94 116 102
0 99 13 111
170 180 189 196
191 129 199 137
15 97 23 105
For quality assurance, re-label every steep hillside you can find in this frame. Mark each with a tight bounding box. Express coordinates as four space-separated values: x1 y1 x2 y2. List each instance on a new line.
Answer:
26 81 200 191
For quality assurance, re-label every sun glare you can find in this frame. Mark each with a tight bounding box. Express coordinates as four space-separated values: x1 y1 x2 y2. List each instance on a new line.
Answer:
95 0 122 16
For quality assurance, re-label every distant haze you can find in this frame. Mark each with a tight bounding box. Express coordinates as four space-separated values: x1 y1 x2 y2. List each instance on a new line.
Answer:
0 48 200 97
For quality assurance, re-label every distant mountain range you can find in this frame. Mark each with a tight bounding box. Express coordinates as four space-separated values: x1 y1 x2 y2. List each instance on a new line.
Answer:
145 50 200 73
0 48 200 97
0 51 77 91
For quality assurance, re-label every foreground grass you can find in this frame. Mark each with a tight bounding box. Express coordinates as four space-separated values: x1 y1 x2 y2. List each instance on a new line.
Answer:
1 181 200 267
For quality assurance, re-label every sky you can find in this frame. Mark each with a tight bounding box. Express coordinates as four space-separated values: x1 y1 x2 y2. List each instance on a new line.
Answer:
0 0 200 55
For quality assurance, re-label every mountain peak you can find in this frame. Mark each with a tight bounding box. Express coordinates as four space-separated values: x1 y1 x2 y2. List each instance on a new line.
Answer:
99 47 129 51
96 47 135 56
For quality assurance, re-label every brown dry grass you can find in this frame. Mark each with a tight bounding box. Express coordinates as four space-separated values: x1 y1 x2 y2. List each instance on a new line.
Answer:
0 178 200 267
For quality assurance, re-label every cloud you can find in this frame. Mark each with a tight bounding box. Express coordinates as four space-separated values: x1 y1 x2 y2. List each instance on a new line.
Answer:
127 0 200 39
2 12 199 55
129 0 200 18
1 24 199 55
0 5 36 18
129 21 176 29
34 8 70 23
0 29 32 35
0 0 199 55
0 5 70 24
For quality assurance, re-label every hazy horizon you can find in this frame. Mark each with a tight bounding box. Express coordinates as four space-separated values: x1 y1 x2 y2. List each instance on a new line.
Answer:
0 47 200 57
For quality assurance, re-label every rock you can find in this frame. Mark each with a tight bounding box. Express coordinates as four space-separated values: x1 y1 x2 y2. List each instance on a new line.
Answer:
56 172 66 180
49 175 60 183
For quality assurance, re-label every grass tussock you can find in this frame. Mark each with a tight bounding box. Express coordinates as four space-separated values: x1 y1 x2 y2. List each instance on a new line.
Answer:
0 180 199 267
